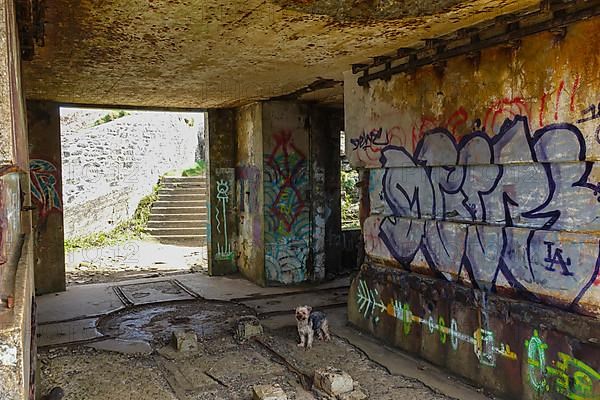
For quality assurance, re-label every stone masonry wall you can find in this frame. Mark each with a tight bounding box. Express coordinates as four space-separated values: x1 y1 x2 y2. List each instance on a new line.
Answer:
61 109 202 239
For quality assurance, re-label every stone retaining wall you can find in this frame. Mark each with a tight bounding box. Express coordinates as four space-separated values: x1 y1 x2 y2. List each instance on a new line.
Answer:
61 110 202 239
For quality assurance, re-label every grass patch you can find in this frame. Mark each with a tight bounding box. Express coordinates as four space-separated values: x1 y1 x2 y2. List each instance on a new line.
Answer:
64 184 159 252
182 160 206 177
93 110 130 126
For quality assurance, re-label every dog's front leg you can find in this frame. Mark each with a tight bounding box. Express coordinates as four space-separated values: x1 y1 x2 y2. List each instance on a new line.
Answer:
298 330 306 348
306 329 314 350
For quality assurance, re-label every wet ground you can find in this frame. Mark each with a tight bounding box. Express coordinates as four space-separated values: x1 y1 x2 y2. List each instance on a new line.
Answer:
65 239 207 285
39 298 455 400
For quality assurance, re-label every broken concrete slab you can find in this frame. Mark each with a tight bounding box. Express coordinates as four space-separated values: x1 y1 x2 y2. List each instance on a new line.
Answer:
172 329 197 352
36 284 125 324
87 338 152 355
338 388 367 400
234 315 263 342
313 367 353 397
116 280 195 305
38 318 102 347
252 384 288 400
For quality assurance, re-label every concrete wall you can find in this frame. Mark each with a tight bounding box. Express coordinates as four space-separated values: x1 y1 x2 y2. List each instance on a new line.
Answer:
236 103 265 285
206 110 238 276
345 17 600 399
0 0 35 398
27 101 66 295
61 111 199 238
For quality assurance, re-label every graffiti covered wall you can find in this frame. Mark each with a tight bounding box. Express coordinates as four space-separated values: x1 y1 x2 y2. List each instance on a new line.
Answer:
263 102 311 284
345 18 600 317
345 17 600 400
349 264 600 400
26 101 66 294
206 109 238 276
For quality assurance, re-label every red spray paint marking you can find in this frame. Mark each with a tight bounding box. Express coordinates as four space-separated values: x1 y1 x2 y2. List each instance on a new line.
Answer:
445 107 469 138
539 92 550 127
570 75 581 112
484 98 529 134
267 131 307 233
555 80 565 121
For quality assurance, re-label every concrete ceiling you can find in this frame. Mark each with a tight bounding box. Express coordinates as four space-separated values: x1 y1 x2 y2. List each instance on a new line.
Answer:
21 0 538 109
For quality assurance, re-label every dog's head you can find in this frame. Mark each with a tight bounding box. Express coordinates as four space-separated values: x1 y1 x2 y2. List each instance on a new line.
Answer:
295 305 312 322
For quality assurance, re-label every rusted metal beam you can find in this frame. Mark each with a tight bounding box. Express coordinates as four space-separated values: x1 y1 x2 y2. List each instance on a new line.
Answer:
357 3 600 86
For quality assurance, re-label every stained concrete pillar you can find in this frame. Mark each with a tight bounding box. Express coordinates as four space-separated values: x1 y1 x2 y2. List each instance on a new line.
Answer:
26 100 66 294
206 109 238 276
309 106 343 280
235 101 342 286
235 103 265 285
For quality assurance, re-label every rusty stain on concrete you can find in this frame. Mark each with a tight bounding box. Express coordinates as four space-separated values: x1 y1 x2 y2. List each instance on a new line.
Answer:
22 0 537 108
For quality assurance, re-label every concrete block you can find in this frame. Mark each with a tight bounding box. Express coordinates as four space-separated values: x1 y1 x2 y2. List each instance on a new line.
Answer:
171 329 197 352
234 315 263 342
338 389 367 400
314 367 353 396
252 384 287 400
315 367 354 396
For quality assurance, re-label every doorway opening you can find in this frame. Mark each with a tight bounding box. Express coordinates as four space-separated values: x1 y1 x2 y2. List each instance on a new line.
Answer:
58 107 208 285
339 130 362 272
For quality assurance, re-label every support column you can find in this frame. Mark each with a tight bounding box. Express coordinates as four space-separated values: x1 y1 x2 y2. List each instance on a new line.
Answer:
309 106 343 280
26 101 65 294
235 103 265 285
206 109 237 276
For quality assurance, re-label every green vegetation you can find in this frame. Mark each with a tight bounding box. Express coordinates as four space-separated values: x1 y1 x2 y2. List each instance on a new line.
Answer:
184 117 195 127
182 160 206 177
341 169 360 230
64 184 159 252
93 110 130 126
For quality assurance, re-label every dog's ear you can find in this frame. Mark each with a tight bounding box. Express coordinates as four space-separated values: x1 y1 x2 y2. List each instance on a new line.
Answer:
306 306 312 313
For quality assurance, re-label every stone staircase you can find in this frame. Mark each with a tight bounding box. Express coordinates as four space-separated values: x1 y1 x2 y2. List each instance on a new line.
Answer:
146 175 208 245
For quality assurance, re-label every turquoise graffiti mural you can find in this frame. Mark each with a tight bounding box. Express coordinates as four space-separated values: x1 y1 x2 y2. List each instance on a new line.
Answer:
264 131 310 284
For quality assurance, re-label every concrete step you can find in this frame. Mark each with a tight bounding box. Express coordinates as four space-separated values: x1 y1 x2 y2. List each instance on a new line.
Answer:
161 182 206 189
158 188 207 195
148 213 207 222
146 227 206 236
157 194 207 202
162 176 206 183
153 200 206 208
152 234 207 245
147 220 206 229
150 206 207 215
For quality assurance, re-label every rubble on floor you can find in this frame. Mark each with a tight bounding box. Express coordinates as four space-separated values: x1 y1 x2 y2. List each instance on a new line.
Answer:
253 384 288 400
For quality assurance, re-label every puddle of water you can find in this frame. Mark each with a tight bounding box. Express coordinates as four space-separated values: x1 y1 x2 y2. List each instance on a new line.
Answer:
97 300 253 346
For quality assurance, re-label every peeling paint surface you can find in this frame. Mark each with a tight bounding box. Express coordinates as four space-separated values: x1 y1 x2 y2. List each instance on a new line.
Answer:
0 173 20 268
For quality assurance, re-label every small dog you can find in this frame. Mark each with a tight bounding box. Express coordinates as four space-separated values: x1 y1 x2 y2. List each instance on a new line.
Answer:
295 305 331 349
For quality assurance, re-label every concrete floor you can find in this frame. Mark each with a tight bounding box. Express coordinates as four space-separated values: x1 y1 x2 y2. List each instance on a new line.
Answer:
36 272 493 400
65 239 208 285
